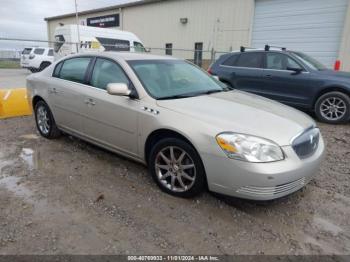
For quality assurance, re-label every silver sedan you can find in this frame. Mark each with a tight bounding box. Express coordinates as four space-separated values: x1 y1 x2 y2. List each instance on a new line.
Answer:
27 52 325 200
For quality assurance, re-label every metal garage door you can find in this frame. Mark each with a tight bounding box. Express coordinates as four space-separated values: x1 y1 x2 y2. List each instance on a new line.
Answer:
252 0 348 68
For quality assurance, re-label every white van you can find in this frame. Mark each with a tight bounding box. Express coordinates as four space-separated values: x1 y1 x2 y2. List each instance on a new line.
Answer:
54 25 145 59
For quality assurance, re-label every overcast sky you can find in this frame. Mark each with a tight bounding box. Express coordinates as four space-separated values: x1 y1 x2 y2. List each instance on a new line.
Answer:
0 0 137 42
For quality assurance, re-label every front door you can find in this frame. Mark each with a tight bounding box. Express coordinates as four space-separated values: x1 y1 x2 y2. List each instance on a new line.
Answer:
81 58 139 156
260 52 315 108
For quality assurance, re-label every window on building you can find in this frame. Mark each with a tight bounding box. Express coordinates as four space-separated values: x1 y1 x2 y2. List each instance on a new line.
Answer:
235 52 263 68
59 57 91 84
34 48 45 55
194 42 203 67
165 43 173 56
90 58 129 90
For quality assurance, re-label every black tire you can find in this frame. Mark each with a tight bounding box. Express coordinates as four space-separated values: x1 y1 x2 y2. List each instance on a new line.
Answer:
34 100 61 139
39 62 51 72
148 138 206 198
315 91 350 124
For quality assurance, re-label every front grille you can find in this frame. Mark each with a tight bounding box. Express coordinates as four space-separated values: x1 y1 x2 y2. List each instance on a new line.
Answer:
236 177 306 197
292 128 320 159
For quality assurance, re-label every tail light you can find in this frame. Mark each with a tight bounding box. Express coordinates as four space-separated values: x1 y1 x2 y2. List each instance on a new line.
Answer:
207 67 213 75
334 60 341 71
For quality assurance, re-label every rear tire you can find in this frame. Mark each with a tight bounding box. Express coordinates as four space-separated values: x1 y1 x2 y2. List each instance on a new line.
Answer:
34 101 61 139
148 138 206 198
315 91 350 124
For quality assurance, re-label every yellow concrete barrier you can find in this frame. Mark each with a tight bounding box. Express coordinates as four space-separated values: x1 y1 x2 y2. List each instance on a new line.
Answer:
0 88 32 119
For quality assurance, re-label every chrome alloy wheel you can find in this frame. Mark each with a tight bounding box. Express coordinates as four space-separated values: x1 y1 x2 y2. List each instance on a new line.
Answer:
320 97 347 121
36 105 50 135
155 146 196 192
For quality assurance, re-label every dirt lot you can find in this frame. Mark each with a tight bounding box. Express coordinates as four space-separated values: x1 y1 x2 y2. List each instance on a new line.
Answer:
0 115 348 255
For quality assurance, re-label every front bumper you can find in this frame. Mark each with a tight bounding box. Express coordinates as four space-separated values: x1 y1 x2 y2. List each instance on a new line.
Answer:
201 135 325 200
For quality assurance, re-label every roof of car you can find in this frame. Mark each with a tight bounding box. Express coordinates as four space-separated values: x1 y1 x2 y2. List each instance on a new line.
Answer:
69 51 179 61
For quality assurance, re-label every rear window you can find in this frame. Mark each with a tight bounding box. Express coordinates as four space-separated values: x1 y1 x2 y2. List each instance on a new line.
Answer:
22 48 32 55
59 57 91 84
222 54 239 66
235 52 263 68
48 49 54 56
34 48 45 55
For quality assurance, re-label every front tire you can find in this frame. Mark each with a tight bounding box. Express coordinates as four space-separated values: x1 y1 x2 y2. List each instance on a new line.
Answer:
34 101 61 139
149 138 206 198
315 91 350 124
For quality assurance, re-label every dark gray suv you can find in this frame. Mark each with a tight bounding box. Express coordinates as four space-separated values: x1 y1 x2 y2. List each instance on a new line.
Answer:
209 46 350 124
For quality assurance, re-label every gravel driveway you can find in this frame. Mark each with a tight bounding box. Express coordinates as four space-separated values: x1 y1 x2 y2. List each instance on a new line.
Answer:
0 116 349 255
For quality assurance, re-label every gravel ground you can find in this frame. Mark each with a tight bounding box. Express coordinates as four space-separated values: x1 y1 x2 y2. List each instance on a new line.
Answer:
0 116 349 255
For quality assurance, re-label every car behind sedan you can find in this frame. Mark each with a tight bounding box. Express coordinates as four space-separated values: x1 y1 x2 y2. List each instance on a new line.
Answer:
209 48 350 124
26 52 325 200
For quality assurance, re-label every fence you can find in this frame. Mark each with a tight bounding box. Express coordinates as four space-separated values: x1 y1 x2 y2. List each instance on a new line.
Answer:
0 37 230 70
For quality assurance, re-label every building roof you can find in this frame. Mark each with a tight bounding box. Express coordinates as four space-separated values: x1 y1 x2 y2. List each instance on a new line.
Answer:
44 0 165 21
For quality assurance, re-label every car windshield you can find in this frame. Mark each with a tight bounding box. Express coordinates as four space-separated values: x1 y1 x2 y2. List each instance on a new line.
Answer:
128 59 227 99
292 52 327 70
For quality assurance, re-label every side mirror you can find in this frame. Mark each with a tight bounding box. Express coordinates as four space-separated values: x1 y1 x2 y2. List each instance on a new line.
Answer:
107 83 131 96
287 67 303 75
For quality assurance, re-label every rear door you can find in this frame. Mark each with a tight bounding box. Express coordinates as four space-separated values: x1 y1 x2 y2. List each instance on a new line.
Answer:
261 52 315 108
219 52 264 93
81 57 139 156
48 57 92 134
21 48 32 67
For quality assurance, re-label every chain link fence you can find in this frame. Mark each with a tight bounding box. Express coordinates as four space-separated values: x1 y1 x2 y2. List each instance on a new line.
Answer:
0 37 230 71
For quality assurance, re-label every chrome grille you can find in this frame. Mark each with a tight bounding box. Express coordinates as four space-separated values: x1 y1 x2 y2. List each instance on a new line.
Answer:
236 177 306 197
292 128 319 159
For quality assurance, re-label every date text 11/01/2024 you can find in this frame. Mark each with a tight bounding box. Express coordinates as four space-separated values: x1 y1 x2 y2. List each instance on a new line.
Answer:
127 256 219 261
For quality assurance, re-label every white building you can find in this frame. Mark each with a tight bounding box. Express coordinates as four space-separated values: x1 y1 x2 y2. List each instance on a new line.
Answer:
45 0 350 71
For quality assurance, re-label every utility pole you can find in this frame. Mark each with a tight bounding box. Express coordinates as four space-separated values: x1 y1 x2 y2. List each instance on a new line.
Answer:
74 0 81 52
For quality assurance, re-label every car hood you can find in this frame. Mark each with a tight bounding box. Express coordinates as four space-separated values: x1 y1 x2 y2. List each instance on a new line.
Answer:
156 90 315 146
318 69 350 80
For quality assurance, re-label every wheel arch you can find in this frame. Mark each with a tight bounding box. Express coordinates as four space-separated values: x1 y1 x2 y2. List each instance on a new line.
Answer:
32 95 46 110
144 129 198 163
144 128 208 188
313 86 350 109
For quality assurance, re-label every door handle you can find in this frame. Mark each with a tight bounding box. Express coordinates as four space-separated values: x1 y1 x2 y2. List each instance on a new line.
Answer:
49 88 58 94
84 98 96 106
265 74 273 78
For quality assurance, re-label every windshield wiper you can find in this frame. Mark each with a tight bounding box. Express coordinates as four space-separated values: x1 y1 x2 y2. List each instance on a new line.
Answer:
157 94 195 100
157 89 228 100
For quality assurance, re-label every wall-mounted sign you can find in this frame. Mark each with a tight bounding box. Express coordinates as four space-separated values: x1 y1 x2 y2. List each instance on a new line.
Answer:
87 14 119 28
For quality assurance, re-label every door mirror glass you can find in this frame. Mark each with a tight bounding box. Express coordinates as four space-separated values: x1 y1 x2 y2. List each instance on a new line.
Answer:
107 83 131 96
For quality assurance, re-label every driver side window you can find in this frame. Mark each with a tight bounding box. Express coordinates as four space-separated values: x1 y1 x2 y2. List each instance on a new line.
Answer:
90 58 129 90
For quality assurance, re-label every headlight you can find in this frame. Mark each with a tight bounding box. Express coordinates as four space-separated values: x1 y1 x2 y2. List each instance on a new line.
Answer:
216 133 284 163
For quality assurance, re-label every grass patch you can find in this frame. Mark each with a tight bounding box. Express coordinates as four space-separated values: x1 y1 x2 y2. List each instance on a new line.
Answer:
0 60 21 69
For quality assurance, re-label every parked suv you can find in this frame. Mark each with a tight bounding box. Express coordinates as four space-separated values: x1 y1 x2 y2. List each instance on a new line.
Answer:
209 46 350 124
21 47 54 73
